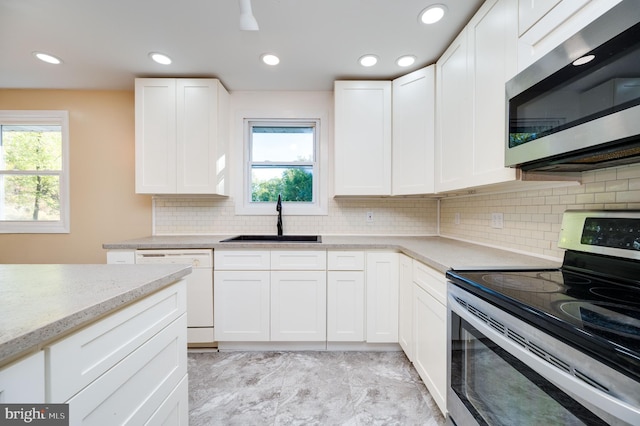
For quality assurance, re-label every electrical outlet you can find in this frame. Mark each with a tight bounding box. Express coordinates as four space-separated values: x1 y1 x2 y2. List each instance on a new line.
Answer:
491 212 504 229
366 211 374 223
454 212 461 225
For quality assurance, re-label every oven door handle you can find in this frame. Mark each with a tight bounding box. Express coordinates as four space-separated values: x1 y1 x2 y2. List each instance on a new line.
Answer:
449 294 640 426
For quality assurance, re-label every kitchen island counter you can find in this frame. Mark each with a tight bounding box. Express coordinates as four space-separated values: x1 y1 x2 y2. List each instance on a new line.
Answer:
0 263 191 367
103 235 560 274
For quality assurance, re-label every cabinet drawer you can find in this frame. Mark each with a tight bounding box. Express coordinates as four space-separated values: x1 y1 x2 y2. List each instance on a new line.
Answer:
412 261 446 306
106 250 135 265
214 250 270 270
46 281 187 402
327 251 364 270
271 250 326 270
66 315 187 425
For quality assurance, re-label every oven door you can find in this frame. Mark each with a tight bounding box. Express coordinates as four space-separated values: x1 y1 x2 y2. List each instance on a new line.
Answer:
447 283 640 426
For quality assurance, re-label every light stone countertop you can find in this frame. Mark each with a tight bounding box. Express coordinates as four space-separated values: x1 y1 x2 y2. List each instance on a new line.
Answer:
103 235 561 274
0 264 191 368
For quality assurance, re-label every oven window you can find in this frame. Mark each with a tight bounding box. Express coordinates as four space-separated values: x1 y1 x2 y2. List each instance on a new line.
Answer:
450 315 608 425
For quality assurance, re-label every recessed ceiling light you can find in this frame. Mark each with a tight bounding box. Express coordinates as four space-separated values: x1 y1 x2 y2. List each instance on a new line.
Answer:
261 53 280 66
149 52 172 65
359 54 378 67
572 54 595 66
33 52 62 65
396 55 417 67
419 4 447 24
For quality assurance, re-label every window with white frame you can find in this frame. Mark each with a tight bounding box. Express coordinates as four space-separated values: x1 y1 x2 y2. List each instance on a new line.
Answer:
241 119 324 215
0 111 70 233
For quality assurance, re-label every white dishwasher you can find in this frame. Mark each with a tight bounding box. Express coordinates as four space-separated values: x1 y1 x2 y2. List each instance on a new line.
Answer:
135 249 214 346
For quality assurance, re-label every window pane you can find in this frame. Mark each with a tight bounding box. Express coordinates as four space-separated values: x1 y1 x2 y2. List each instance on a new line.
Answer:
0 175 60 220
1 125 62 171
251 166 313 202
251 126 314 162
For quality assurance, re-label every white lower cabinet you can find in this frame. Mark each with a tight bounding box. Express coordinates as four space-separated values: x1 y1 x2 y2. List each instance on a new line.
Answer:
398 254 414 361
327 271 365 342
0 351 44 403
40 280 188 425
327 251 365 342
412 261 447 416
214 250 326 343
65 315 187 425
366 252 399 343
271 271 327 341
214 270 270 341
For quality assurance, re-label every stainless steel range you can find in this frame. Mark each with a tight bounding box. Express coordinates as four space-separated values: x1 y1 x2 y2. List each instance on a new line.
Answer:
446 210 640 426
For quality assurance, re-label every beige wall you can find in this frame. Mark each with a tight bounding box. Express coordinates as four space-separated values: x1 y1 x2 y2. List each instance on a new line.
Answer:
0 90 151 263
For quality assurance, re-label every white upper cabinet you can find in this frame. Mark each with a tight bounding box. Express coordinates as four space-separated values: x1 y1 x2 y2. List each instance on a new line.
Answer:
467 0 519 186
334 81 392 196
135 78 229 195
517 0 622 72
435 0 518 193
392 66 435 195
435 29 472 192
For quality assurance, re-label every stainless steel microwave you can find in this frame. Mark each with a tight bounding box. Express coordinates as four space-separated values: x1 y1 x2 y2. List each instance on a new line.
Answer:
505 0 640 172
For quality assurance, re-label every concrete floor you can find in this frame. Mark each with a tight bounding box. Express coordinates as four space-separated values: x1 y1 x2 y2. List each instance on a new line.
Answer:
188 350 446 425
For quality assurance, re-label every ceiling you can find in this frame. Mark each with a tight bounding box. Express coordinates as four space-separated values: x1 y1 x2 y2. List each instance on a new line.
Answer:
0 0 484 92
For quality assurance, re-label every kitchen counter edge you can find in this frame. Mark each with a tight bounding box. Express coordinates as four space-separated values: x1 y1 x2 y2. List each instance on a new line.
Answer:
103 235 561 274
0 264 191 368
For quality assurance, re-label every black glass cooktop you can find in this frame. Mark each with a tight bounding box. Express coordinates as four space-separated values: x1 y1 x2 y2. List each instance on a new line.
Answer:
447 265 640 382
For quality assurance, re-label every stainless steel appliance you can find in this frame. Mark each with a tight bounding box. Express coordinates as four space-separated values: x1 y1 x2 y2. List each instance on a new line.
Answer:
446 211 640 425
505 0 640 172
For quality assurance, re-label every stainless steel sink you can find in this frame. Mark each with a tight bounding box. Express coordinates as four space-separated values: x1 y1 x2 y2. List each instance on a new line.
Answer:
220 235 322 243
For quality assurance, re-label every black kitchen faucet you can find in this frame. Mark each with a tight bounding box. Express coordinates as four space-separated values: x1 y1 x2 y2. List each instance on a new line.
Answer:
276 194 283 236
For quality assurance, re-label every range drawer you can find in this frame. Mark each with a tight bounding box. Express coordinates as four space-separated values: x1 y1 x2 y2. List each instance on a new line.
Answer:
45 281 187 402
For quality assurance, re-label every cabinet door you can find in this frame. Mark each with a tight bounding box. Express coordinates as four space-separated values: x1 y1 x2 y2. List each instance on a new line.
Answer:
185 267 213 330
176 79 219 194
0 351 44 403
413 283 447 416
327 271 365 342
176 79 228 195
517 0 621 72
467 0 518 187
398 255 414 360
135 78 177 194
270 271 327 341
392 66 435 195
214 271 270 341
334 81 392 196
365 252 399 343
435 30 472 193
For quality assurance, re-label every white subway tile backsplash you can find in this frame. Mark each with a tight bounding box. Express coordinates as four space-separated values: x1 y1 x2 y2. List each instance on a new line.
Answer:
153 163 639 260
153 197 439 236
441 163 640 259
